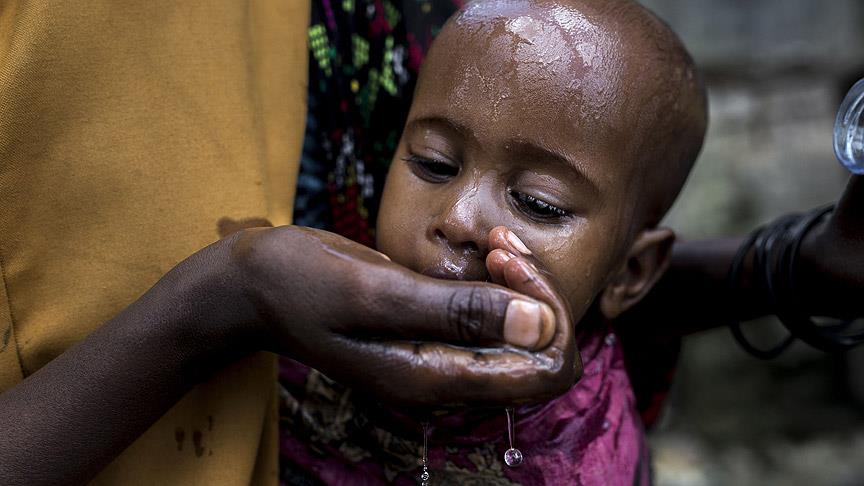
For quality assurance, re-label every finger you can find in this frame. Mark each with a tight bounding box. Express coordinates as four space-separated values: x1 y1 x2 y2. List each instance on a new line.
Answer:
502 258 557 304
487 251 555 349
345 268 555 351
485 248 514 286
502 258 560 351
489 226 549 275
499 258 578 380
489 226 532 257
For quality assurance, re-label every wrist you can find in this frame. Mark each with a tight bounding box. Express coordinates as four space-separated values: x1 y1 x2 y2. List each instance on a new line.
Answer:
797 217 853 317
797 217 826 297
144 234 263 380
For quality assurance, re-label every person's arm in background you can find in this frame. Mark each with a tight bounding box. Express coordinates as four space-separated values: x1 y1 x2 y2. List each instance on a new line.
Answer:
618 175 863 337
0 227 574 486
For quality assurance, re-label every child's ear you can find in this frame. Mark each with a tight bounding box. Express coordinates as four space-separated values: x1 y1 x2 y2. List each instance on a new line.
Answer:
599 227 676 319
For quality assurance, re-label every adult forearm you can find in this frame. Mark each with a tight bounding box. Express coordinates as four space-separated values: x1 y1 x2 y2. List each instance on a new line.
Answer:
0 239 253 486
621 209 859 338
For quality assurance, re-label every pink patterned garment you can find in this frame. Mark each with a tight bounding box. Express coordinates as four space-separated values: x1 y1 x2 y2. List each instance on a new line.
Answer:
279 323 649 486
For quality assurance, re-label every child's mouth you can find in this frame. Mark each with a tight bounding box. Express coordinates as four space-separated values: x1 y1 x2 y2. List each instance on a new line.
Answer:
421 257 490 282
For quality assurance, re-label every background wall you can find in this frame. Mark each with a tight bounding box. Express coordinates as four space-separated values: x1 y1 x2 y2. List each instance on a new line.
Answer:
636 1 864 484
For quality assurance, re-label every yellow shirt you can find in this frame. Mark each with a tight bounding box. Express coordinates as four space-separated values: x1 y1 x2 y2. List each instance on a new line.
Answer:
0 1 308 483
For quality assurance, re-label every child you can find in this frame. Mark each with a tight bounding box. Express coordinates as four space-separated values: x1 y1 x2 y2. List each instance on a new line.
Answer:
280 0 705 484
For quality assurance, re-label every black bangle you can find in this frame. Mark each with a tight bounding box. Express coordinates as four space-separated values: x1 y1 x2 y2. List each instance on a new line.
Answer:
727 215 796 359
774 206 864 352
727 205 862 358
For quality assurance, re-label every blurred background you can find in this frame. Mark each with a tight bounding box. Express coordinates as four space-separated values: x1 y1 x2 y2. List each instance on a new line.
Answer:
638 1 864 484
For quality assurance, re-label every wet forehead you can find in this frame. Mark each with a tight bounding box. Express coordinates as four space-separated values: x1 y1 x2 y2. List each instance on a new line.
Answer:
457 0 620 81
412 0 633 180
412 1 640 184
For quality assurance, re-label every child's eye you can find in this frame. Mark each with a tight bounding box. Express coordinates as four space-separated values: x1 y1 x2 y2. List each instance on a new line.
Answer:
510 190 571 221
403 154 459 183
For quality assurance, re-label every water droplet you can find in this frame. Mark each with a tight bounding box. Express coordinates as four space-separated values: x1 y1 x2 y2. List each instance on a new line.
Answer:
504 447 524 467
604 333 616 346
419 422 431 485
602 419 611 430
503 407 524 468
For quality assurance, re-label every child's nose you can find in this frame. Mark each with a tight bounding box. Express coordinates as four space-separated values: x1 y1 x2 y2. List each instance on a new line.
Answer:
432 186 491 256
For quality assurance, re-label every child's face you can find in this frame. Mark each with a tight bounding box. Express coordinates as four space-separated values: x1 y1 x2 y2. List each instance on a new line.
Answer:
377 1 681 323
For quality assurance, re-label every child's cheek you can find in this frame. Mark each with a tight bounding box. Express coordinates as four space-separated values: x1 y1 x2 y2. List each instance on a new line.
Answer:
376 208 426 272
538 230 607 316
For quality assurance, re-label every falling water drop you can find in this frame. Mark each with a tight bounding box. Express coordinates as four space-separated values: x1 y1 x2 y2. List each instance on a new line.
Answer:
503 407 524 467
419 422 431 486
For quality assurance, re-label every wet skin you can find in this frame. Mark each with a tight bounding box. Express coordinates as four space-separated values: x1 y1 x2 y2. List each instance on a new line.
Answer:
377 0 705 399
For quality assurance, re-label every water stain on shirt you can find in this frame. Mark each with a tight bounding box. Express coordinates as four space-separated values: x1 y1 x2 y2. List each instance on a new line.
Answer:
193 429 205 457
175 427 185 451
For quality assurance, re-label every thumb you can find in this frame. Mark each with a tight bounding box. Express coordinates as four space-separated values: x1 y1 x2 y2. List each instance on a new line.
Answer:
345 269 556 350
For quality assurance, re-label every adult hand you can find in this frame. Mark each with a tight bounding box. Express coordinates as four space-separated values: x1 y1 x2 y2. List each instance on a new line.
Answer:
230 226 573 407
800 175 864 318
0 223 570 486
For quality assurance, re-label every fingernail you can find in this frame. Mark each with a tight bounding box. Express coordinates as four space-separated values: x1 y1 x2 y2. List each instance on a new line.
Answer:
506 231 531 255
504 300 543 349
501 251 514 262
537 302 555 348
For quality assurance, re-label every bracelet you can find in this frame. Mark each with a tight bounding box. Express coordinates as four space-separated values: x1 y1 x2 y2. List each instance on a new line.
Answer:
727 205 863 358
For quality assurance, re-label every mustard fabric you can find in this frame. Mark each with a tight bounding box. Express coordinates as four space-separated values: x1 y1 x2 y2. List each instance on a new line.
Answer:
0 1 308 484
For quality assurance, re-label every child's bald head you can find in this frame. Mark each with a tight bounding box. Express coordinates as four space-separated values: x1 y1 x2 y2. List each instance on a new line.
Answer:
378 0 707 321
428 0 707 228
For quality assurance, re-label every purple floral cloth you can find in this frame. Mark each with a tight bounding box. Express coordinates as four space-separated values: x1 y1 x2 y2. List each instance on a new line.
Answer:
279 323 649 485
